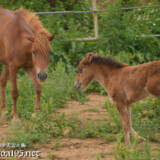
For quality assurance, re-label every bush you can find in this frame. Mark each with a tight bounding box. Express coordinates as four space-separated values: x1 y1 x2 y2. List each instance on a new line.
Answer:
1 0 160 67
5 60 85 148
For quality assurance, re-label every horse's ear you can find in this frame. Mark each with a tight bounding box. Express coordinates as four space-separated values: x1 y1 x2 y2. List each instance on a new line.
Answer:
49 34 55 41
23 34 35 43
84 52 94 63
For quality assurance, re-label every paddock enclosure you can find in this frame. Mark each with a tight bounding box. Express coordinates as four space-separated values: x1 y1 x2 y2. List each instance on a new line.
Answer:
0 0 160 160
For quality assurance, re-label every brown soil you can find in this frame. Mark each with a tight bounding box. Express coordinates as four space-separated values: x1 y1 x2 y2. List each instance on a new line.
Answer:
0 93 159 160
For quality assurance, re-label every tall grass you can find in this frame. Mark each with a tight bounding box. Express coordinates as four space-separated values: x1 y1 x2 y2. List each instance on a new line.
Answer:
5 60 85 148
3 60 160 160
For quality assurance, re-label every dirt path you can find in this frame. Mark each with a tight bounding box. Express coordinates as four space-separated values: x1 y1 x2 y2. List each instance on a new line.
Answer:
0 118 10 144
58 93 108 124
52 93 115 160
0 93 159 160
39 93 114 160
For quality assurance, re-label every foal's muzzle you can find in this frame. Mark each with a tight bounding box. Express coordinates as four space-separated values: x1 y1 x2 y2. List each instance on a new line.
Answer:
74 81 82 90
37 72 47 81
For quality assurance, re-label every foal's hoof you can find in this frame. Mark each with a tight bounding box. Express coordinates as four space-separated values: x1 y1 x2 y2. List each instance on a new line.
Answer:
32 111 40 118
32 113 37 118
138 137 146 144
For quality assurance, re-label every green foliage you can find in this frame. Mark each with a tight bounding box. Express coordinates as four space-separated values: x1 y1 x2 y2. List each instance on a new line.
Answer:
102 97 160 143
114 139 160 160
0 1 160 158
5 60 85 148
86 80 106 94
1 0 160 67
132 97 160 143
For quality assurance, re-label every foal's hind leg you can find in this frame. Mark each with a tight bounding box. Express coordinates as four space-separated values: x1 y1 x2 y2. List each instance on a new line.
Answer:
25 67 41 114
127 107 146 142
0 65 9 118
115 104 146 144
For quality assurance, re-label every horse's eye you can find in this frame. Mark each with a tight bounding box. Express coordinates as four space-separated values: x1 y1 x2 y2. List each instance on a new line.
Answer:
79 68 82 73
32 50 36 55
49 51 52 55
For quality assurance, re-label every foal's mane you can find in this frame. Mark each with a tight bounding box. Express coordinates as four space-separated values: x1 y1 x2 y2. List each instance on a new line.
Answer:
92 56 124 68
14 8 51 56
82 53 126 68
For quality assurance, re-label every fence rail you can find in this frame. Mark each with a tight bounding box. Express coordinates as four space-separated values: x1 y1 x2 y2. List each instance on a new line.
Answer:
37 3 160 41
36 5 160 15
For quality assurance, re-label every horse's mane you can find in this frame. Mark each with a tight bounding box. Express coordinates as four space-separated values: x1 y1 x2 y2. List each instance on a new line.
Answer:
14 8 51 55
91 56 124 68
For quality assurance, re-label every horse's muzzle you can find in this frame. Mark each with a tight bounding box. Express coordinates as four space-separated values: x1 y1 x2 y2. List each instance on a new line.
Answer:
74 81 82 90
37 72 47 81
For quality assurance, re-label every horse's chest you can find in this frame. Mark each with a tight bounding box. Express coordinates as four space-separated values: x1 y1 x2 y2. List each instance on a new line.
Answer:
15 54 33 67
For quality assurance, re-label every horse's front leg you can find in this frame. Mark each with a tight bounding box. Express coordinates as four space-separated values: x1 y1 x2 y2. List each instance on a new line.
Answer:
9 65 19 120
0 65 9 118
25 67 41 113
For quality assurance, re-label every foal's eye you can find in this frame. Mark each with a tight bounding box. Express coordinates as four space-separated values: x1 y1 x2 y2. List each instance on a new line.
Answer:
79 68 82 73
32 50 36 55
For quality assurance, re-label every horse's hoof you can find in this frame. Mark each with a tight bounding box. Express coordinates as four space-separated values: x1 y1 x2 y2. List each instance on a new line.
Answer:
1 113 6 119
12 116 20 122
1 110 8 119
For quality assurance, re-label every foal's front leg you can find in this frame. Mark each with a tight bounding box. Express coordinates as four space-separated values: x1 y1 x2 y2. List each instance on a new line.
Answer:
9 65 19 120
0 65 9 118
116 104 132 144
25 67 41 114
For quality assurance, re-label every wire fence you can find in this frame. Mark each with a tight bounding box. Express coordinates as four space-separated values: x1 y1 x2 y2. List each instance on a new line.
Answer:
36 5 160 15
37 4 160 40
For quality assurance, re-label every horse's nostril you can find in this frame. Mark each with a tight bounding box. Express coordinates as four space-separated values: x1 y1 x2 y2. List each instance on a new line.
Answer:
37 72 47 81
37 73 40 78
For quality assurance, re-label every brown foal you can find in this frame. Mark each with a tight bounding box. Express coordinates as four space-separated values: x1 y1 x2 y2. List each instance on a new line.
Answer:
0 8 55 119
74 52 160 144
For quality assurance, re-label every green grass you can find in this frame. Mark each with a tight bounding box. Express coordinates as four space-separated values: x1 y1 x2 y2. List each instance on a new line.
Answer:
5 60 85 148
2 60 160 160
114 136 160 160
81 108 100 113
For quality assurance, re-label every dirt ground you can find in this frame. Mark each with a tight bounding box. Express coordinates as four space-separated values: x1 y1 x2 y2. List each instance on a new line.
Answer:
0 93 159 160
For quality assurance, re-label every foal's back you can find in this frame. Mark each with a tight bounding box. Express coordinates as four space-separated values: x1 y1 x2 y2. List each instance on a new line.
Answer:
120 61 160 104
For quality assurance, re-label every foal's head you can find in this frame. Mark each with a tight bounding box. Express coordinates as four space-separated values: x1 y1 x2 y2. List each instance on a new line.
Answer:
25 33 55 81
74 52 95 90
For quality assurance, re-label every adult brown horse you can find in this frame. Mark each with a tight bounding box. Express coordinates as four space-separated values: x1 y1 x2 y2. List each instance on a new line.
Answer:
0 8 55 120
75 52 160 144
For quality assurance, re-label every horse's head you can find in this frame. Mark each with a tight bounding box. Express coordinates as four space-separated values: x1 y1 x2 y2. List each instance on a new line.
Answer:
25 33 55 81
74 52 95 90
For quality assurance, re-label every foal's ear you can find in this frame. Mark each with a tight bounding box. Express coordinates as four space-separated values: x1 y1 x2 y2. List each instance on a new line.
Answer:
84 52 94 63
49 34 55 41
23 34 35 43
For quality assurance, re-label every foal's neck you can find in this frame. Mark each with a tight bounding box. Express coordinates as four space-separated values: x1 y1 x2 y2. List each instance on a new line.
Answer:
92 63 123 90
